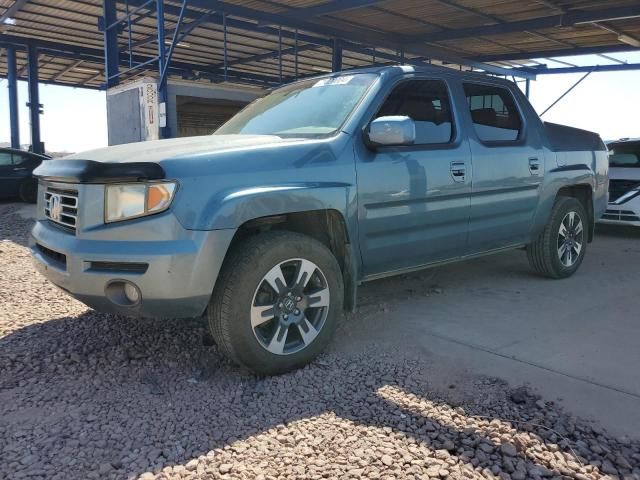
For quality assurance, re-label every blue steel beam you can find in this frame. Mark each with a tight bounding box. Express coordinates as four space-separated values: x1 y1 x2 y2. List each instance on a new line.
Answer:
0 36 285 90
156 0 170 138
0 34 284 86
106 0 154 30
0 0 30 26
473 44 639 63
0 74 103 90
123 1 333 48
131 9 213 49
520 63 640 75
103 0 119 87
0 34 104 62
275 0 381 19
160 0 188 87
540 71 592 117
227 43 319 68
26 43 42 154
404 5 640 44
6 45 20 148
182 0 535 79
52 59 84 81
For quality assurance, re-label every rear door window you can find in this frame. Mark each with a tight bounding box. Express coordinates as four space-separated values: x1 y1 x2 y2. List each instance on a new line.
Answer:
0 153 13 166
463 83 522 143
12 153 27 165
375 79 454 145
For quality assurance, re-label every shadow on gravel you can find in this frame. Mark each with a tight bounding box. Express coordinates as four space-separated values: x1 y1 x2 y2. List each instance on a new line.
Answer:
2 310 637 479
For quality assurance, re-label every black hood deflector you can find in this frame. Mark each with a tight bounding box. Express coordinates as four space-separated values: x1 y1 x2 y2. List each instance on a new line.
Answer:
33 160 165 184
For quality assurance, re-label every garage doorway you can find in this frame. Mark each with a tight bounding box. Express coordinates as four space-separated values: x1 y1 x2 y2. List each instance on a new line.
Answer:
175 96 247 137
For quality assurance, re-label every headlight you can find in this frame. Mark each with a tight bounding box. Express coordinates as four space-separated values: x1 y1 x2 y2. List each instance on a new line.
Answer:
105 182 177 223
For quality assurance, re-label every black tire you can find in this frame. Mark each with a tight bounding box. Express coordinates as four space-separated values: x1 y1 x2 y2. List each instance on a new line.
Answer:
207 230 343 376
19 179 38 203
527 196 588 279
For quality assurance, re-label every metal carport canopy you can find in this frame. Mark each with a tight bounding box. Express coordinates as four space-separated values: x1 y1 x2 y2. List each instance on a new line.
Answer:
1 0 640 149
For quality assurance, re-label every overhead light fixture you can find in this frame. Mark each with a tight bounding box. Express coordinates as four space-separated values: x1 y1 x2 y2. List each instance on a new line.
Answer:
75 67 100 74
618 34 640 48
3 17 17 25
164 39 191 48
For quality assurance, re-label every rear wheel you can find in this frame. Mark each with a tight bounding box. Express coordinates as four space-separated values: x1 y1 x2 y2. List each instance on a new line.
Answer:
527 196 588 279
207 231 343 375
19 180 38 203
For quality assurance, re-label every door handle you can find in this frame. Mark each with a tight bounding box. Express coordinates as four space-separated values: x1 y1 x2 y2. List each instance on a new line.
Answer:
528 157 541 175
450 161 466 182
13 167 27 171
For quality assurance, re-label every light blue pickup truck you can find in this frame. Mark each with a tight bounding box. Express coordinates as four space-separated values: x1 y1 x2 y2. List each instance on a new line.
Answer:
31 66 608 374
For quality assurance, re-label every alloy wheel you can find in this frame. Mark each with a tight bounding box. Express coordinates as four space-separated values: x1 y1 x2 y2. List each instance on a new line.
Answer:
557 211 584 267
250 258 330 355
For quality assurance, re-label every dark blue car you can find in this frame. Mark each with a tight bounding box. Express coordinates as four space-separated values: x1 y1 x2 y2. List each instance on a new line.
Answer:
0 148 51 203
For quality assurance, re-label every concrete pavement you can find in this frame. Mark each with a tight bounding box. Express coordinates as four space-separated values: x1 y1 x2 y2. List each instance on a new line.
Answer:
337 224 640 438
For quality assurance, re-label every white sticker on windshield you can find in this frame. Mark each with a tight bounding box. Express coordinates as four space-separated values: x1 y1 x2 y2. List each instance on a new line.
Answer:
313 75 355 87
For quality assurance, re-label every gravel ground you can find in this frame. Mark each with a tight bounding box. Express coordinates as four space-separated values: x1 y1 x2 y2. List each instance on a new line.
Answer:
1 202 639 480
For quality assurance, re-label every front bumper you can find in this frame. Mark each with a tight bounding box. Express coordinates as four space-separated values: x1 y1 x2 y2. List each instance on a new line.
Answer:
30 191 235 318
598 194 640 228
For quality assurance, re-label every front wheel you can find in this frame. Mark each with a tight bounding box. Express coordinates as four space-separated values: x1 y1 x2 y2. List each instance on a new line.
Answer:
207 231 343 375
527 196 588 279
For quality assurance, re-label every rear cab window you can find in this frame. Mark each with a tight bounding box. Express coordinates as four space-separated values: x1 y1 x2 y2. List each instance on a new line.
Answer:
463 83 523 144
374 79 455 145
12 154 27 165
608 142 640 168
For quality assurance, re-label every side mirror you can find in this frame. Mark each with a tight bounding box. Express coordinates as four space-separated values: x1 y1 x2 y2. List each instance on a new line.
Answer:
364 115 416 148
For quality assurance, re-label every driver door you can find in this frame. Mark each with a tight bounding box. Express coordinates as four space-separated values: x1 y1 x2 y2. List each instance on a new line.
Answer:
355 78 472 277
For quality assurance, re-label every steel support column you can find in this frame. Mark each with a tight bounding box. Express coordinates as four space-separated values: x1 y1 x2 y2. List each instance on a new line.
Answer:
103 0 119 88
332 38 343 72
6 46 20 149
156 0 169 138
525 78 530 98
27 43 43 154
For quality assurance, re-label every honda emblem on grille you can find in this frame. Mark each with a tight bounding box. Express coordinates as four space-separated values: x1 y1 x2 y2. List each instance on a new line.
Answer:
49 194 63 222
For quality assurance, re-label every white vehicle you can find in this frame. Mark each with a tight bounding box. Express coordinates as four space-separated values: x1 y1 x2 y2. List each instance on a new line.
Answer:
600 139 640 227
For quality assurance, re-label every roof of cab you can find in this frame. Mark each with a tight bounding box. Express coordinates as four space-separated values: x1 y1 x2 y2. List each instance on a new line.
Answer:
288 64 516 89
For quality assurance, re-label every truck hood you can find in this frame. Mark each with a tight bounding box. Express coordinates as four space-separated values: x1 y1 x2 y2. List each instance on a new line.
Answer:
34 134 313 184
63 134 296 163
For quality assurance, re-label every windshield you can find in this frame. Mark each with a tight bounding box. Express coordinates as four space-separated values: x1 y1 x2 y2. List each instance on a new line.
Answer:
215 73 378 137
608 142 640 168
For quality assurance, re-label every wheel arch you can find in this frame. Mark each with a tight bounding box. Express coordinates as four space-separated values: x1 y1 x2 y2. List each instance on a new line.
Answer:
226 209 358 312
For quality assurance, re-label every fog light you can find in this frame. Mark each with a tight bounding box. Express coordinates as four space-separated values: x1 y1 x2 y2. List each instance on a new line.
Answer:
105 280 142 307
124 282 141 304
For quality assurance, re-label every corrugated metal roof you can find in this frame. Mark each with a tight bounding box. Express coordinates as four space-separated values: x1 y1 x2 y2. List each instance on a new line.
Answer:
0 0 639 89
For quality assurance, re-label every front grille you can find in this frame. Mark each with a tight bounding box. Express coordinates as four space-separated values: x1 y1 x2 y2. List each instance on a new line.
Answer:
609 179 640 203
602 209 640 222
45 187 78 233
